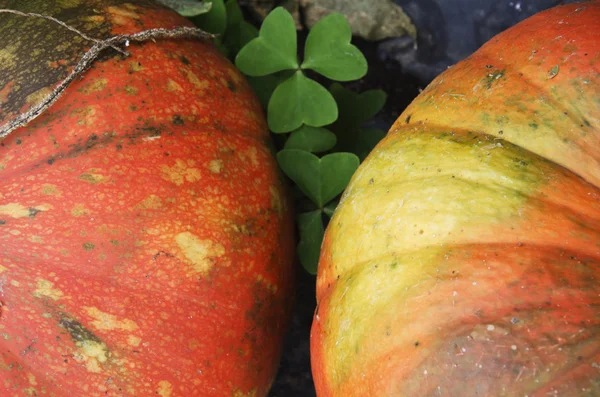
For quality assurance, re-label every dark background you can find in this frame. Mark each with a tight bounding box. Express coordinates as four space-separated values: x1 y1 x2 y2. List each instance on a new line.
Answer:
266 1 581 395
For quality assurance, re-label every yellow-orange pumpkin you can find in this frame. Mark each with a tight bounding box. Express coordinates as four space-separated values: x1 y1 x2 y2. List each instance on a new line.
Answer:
311 2 599 395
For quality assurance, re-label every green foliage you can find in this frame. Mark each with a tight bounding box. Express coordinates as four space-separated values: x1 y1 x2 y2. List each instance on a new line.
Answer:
297 210 325 274
234 7 367 134
268 72 337 132
301 14 368 81
236 8 298 75
284 125 336 153
189 3 388 273
222 1 259 55
191 0 227 34
157 0 212 17
277 150 359 209
329 83 387 160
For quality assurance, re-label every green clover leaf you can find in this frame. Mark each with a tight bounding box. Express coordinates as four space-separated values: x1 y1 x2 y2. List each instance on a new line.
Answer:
329 83 387 132
297 210 325 274
157 0 212 17
301 13 368 81
268 72 338 133
235 7 299 76
191 0 226 34
284 125 337 153
277 149 359 208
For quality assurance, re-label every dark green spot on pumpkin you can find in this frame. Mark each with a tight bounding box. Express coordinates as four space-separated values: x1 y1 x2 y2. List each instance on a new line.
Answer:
483 69 505 89
172 115 185 125
28 207 41 217
83 242 95 251
0 220 6 225
180 55 190 65
59 316 102 346
226 79 237 92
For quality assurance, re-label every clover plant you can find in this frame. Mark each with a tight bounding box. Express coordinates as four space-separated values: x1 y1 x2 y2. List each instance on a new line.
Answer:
182 0 388 274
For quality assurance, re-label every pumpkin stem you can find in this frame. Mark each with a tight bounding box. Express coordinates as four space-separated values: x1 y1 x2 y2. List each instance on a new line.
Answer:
0 9 127 55
0 9 215 140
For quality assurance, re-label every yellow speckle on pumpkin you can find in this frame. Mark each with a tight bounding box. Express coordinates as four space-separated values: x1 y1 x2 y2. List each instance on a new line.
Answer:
10 280 20 287
28 235 44 244
27 373 37 386
157 381 173 397
256 274 278 294
239 147 260 167
0 42 19 69
232 389 257 397
82 15 105 24
270 186 283 216
107 5 140 25
25 87 53 105
21 387 39 396
83 307 139 331
41 184 61 196
128 61 144 73
226 68 244 86
72 106 97 126
81 78 107 94
33 278 64 301
135 195 163 210
209 159 224 174
79 172 108 184
161 159 202 186
82 341 108 363
127 335 142 347
0 265 8 274
166 79 184 92
124 85 138 95
74 340 109 372
71 204 90 217
175 232 225 274
184 69 210 91
0 203 52 218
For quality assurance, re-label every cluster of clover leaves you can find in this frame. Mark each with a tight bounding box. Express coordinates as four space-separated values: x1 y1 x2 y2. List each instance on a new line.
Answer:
164 0 387 274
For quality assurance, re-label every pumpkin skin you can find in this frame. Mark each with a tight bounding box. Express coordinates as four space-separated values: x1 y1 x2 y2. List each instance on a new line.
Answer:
311 2 599 396
0 1 294 396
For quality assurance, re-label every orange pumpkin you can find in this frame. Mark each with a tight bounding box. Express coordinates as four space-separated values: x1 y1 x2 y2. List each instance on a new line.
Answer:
0 1 294 396
311 2 600 396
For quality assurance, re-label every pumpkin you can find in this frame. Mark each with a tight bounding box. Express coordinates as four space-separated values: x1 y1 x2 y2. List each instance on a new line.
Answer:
0 1 294 396
311 2 599 396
